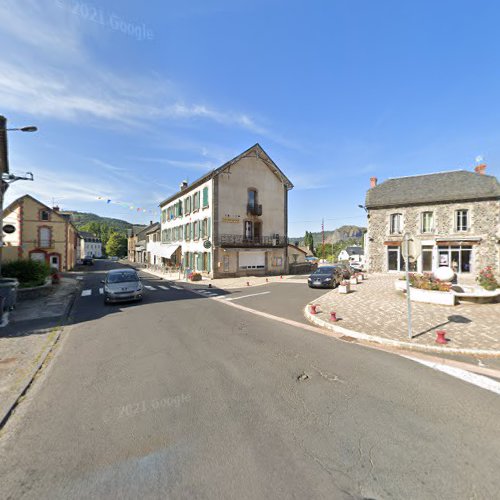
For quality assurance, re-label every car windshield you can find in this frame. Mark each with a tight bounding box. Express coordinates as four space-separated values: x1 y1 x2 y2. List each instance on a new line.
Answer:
313 267 334 274
107 272 138 284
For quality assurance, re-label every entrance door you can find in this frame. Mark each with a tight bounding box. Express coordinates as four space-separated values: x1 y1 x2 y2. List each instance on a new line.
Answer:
49 255 60 270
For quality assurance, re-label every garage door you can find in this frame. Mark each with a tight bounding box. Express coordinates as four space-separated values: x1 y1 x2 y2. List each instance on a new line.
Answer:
239 251 265 270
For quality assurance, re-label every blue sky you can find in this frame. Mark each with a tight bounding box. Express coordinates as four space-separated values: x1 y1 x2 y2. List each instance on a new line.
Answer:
2 0 499 237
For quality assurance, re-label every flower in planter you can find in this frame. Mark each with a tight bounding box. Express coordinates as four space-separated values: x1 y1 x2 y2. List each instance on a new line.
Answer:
340 280 349 286
476 266 498 291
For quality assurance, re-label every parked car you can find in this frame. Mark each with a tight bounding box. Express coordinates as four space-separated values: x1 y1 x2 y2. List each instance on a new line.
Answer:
336 262 354 279
308 266 343 288
82 255 94 265
102 269 143 304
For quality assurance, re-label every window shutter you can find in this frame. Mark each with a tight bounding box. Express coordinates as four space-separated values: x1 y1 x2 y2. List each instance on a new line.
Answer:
207 252 211 272
208 217 211 238
203 187 208 207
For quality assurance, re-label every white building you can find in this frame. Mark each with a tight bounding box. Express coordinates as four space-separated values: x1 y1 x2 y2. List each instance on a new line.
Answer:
79 231 103 258
338 245 365 265
158 144 293 278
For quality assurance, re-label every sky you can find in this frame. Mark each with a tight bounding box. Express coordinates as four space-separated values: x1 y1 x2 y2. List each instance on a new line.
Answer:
2 0 500 238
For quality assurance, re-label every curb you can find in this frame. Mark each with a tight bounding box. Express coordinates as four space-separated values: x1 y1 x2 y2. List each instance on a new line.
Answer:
0 279 81 430
304 305 500 357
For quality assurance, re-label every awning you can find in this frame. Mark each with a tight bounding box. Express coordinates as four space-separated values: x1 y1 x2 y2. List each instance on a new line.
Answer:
155 244 180 259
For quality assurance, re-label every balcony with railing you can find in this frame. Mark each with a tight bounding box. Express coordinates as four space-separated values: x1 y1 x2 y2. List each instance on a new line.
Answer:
216 234 287 248
247 203 263 216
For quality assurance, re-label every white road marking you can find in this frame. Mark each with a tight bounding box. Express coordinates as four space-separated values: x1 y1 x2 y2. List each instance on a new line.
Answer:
76 276 84 280
402 355 500 396
81 290 92 297
158 285 169 290
171 285 183 290
225 291 271 301
99 288 104 294
144 285 156 290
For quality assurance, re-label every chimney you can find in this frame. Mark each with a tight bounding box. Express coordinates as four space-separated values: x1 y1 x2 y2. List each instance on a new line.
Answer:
180 180 188 190
370 177 378 188
150 220 153 225
474 164 486 175
53 206 60 211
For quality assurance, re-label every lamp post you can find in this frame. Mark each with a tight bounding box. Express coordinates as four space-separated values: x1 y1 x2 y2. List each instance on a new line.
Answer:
0 116 37 276
403 232 413 340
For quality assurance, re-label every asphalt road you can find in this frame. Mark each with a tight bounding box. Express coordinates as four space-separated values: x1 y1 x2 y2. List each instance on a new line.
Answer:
0 260 499 499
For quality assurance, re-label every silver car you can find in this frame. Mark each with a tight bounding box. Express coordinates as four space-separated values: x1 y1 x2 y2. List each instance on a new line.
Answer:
102 269 143 304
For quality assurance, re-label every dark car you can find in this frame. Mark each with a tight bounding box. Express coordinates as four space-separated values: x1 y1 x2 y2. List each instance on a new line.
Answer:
82 255 94 265
336 262 354 279
102 269 143 304
308 266 343 288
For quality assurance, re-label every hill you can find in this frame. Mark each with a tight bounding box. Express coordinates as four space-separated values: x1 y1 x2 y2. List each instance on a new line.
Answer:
64 211 136 233
290 225 366 246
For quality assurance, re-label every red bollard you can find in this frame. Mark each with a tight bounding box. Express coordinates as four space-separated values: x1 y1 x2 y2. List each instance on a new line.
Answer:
280 275 283 279
330 311 337 322
310 304 318 315
436 330 448 344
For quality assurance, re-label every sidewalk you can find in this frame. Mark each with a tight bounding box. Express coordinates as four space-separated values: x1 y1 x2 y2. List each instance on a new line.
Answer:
125 261 308 289
0 277 79 427
305 274 500 356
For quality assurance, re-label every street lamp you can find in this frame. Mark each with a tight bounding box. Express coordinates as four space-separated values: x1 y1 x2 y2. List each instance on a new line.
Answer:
0 116 38 276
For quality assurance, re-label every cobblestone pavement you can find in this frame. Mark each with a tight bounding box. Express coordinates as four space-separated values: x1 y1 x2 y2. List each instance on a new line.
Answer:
307 274 500 353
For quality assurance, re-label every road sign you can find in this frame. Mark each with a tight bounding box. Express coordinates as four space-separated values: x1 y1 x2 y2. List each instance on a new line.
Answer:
3 224 15 234
203 239 212 249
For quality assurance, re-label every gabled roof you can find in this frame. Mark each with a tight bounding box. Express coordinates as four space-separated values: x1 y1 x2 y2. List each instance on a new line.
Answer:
365 170 500 208
344 246 364 256
288 244 308 255
159 144 294 207
144 222 161 235
4 195 77 230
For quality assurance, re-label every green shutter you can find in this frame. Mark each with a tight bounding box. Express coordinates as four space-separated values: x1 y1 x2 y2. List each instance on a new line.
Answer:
207 252 211 272
207 217 211 238
202 187 208 207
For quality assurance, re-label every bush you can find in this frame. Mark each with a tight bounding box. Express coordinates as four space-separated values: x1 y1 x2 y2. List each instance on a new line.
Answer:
2 259 51 288
188 272 202 281
477 266 498 291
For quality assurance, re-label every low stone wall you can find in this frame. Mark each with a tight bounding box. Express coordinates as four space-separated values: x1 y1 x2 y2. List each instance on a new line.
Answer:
18 280 53 301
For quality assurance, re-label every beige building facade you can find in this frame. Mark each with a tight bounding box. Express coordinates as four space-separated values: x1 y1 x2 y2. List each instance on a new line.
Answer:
158 144 293 278
3 195 80 271
365 166 500 277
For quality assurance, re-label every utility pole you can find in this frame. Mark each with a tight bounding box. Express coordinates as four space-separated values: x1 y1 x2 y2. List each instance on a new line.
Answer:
321 218 325 260
0 115 37 276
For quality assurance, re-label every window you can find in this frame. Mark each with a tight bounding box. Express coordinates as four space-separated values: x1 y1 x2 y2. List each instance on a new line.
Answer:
387 245 405 271
40 210 50 221
389 214 402 234
201 218 208 239
202 187 209 208
438 245 472 273
193 221 199 240
421 212 434 233
39 227 52 247
161 209 167 223
185 223 191 241
456 209 469 231
421 245 433 272
248 189 257 208
184 197 191 214
244 221 253 240
193 192 200 211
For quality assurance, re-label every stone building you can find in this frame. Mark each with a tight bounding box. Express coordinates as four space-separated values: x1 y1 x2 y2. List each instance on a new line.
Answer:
158 144 293 278
79 231 102 258
364 164 500 277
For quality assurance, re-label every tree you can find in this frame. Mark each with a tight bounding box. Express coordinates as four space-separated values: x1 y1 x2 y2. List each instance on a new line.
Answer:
304 231 315 255
106 232 128 257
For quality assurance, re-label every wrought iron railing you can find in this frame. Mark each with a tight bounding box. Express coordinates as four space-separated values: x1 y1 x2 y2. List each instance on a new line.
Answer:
247 204 263 216
216 234 287 247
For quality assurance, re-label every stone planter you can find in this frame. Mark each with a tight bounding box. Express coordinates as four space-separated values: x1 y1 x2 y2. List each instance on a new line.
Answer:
408 286 456 306
339 283 351 294
355 275 362 283
349 277 358 285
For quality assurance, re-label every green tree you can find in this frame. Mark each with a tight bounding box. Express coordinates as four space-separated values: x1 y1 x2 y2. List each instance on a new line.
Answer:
304 231 315 255
106 232 128 257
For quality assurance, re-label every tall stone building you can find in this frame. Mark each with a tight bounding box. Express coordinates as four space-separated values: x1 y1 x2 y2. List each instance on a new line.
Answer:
364 164 500 277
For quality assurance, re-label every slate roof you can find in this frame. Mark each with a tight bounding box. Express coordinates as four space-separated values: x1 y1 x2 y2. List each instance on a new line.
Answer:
365 170 500 208
159 144 294 208
345 246 364 256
